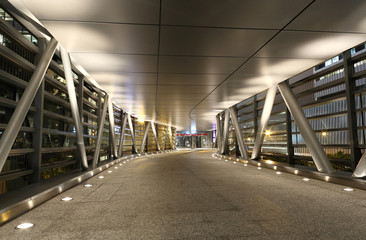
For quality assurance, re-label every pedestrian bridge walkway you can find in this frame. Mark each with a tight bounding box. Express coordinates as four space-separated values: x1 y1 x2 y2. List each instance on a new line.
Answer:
1 150 366 239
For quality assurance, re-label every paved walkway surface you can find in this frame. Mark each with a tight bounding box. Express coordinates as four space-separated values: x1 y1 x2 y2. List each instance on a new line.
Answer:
1 150 366 239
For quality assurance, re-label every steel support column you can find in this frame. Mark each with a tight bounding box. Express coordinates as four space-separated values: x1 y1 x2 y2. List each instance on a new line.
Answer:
127 114 137 153
168 126 173 149
60 46 88 169
251 86 277 160
215 115 222 151
162 127 169 150
140 122 151 154
220 109 230 154
117 113 128 157
92 95 108 168
0 38 58 172
229 106 249 159
343 51 361 172
278 82 334 174
108 97 118 158
151 122 160 151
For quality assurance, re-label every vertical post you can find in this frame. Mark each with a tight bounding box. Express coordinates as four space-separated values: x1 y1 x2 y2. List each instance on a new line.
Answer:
229 106 249 159
168 126 173 149
0 38 58 172
127 114 137 153
140 122 151 154
286 108 295 164
251 86 277 160
278 81 334 174
343 50 361 171
76 75 84 170
60 46 88 169
162 126 168 150
118 113 127 157
31 39 46 183
253 95 258 142
221 109 230 154
151 122 160 151
108 97 118 158
215 115 222 151
92 95 108 168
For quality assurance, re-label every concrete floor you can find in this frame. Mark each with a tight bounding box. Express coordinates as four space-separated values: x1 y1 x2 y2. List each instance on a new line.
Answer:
1 150 366 239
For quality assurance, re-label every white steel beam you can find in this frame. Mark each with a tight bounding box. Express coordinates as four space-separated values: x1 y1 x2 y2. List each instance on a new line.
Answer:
60 46 88 169
117 113 128 157
229 107 249 159
353 153 366 177
108 97 118 158
92 95 108 168
151 122 160 151
215 115 222 151
140 122 151 154
251 86 277 160
220 109 230 154
127 114 137 153
278 82 334 174
0 38 57 172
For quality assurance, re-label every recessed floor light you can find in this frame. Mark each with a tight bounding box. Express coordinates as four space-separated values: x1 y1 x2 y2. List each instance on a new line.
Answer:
119 164 123 166
225 160 228 162
303 178 310 181
276 171 281 175
16 223 34 229
98 176 104 179
244 164 247 167
84 184 92 187
123 161 126 163
62 197 72 201
344 188 354 192
257 167 262 170
108 170 112 173
114 167 118 169
233 162 237 164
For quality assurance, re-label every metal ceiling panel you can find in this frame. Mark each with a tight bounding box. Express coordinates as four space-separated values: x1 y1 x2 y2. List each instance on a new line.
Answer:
158 74 226 86
160 26 276 57
89 73 157 85
157 85 216 94
41 21 159 54
162 0 312 29
159 56 244 74
287 0 366 33
257 31 366 59
18 0 160 24
71 53 157 73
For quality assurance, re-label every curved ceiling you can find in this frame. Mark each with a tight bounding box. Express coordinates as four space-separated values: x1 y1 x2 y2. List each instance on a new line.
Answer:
11 0 366 130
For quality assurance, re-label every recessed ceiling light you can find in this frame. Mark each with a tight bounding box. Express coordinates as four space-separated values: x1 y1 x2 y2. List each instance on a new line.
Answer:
16 223 34 229
344 188 354 192
84 184 92 187
61 197 72 201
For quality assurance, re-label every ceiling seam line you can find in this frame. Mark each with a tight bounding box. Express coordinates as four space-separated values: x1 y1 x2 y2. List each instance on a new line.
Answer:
188 0 317 122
